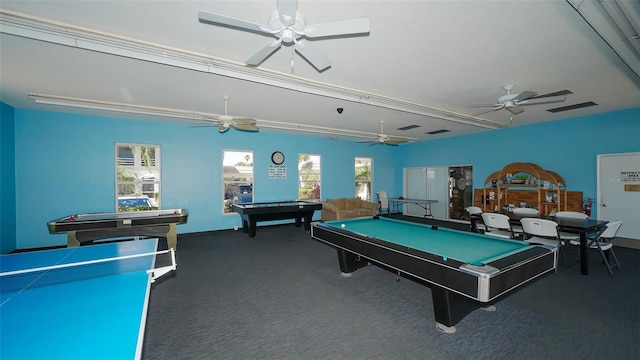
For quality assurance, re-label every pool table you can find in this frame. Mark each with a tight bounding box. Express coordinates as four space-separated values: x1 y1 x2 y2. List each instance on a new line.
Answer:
311 216 557 333
47 209 188 250
232 200 322 238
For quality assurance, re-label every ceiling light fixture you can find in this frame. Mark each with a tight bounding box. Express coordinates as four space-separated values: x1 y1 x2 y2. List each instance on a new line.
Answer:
1 9 501 130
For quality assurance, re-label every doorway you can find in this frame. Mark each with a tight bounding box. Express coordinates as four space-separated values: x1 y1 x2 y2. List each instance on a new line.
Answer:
449 166 473 220
597 152 640 241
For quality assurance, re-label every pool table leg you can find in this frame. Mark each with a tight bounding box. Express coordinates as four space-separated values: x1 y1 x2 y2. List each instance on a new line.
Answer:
336 249 368 275
431 285 481 334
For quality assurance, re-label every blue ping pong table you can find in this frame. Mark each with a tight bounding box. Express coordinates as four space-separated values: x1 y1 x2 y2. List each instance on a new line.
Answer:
0 238 175 360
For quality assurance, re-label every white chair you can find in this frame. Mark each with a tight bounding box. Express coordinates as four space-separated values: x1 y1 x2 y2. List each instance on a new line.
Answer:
570 220 622 277
511 207 539 236
466 206 483 216
481 213 515 239
553 211 587 243
520 218 565 270
512 207 539 215
377 191 389 215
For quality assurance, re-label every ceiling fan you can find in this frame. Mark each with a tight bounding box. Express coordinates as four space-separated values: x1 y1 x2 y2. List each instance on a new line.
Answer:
361 121 410 146
470 85 571 116
198 95 259 133
198 0 370 71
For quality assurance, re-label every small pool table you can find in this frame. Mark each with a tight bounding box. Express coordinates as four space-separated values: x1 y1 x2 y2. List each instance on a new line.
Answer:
47 209 188 250
233 201 322 238
311 216 557 333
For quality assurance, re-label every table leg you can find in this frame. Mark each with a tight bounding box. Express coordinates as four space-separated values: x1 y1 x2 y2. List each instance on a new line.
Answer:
336 249 367 274
249 220 257 238
303 216 312 231
580 231 589 275
67 231 80 247
166 223 177 250
431 286 481 334
295 216 302 228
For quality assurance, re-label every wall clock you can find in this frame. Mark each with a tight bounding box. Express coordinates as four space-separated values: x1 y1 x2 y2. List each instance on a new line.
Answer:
271 151 285 165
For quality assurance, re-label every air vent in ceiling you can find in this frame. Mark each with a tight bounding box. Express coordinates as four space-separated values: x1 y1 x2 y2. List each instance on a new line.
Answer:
397 124 421 131
426 129 450 135
547 101 598 113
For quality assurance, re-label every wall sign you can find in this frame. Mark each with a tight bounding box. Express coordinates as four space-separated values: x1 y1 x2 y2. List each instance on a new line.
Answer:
269 165 287 179
620 171 640 183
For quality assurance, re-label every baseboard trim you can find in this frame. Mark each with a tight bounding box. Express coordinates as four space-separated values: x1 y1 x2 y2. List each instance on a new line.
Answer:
612 237 640 249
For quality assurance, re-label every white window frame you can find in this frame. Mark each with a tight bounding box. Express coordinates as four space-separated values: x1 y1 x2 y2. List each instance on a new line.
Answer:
355 157 372 201
298 154 321 201
115 143 161 211
223 150 254 214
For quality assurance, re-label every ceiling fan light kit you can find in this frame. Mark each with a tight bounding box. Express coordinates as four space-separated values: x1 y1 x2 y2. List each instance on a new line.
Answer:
198 0 370 71
469 84 569 116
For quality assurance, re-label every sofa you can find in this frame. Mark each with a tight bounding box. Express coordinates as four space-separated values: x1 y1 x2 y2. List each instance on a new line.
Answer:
321 197 380 221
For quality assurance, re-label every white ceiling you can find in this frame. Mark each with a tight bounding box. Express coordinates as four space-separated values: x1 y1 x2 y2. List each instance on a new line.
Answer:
1 0 639 143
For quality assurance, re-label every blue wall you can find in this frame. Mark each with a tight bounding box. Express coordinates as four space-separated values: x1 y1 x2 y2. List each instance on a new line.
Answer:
398 108 640 217
1 103 17 253
2 105 639 251
6 107 398 250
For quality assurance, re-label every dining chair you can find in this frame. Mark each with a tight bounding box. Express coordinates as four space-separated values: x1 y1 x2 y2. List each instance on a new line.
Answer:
520 218 565 270
511 207 539 236
466 206 483 216
553 211 588 244
481 213 515 239
377 191 389 215
512 207 539 215
570 220 622 277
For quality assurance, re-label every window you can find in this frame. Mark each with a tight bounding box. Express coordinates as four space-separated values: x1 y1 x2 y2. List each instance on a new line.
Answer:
116 143 160 211
355 157 372 201
298 154 321 200
223 150 254 213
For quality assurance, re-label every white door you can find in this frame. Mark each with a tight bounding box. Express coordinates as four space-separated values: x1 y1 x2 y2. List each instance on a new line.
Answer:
404 167 448 218
597 152 640 240
405 167 427 216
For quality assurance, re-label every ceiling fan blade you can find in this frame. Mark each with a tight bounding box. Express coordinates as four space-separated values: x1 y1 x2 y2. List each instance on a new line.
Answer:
512 90 537 102
233 118 257 125
468 103 500 108
471 105 504 116
277 0 298 26
519 95 567 105
234 124 260 132
246 40 282 65
294 41 331 71
507 105 525 115
198 10 271 34
304 17 371 38
531 89 573 98
387 137 409 145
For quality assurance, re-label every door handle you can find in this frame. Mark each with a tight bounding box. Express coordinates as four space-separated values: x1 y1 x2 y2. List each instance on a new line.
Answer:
602 203 607 207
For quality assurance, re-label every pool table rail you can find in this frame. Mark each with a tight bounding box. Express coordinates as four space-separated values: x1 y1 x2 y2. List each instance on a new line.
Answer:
311 219 557 332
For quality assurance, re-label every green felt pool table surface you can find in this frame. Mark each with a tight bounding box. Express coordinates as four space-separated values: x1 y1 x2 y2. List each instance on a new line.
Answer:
324 217 529 266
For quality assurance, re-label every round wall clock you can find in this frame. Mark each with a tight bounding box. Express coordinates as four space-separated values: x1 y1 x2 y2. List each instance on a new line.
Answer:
271 151 285 165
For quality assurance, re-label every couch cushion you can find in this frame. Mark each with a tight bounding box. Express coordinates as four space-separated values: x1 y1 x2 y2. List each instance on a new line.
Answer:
344 198 362 210
340 210 359 218
355 208 373 216
326 198 345 209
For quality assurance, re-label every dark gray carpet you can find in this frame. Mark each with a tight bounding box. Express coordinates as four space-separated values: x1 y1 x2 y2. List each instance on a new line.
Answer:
142 224 640 360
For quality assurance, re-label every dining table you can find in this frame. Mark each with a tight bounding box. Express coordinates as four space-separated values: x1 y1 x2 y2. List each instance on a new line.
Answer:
471 212 609 275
